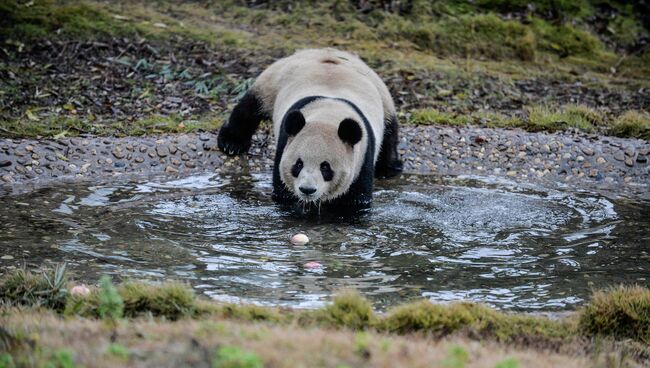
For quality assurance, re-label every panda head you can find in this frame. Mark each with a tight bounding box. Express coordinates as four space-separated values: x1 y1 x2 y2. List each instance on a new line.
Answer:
279 110 363 203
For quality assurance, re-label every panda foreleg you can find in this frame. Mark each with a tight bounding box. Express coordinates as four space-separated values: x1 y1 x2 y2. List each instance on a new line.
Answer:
218 90 270 155
375 114 403 178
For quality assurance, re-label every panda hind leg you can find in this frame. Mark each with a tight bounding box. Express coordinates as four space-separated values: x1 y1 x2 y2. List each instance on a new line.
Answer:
375 114 403 178
218 90 269 156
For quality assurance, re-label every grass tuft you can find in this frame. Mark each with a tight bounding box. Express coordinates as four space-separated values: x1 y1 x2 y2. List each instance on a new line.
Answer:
377 300 572 344
578 285 650 344
310 290 375 329
609 111 650 141
119 281 195 320
0 264 68 311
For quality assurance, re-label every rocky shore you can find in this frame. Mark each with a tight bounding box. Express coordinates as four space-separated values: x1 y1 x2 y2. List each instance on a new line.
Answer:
1 126 648 198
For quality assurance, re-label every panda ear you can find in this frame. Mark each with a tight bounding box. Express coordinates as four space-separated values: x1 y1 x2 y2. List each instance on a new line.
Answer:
338 118 362 146
285 110 306 136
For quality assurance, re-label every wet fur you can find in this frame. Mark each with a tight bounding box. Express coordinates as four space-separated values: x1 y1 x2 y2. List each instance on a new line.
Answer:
218 48 402 209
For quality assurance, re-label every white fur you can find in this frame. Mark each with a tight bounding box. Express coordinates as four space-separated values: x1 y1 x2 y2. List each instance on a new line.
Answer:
252 48 395 202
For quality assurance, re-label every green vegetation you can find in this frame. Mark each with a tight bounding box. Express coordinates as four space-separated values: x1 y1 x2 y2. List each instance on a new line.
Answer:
96 275 123 320
1 267 650 366
0 114 223 139
105 343 130 361
2 266 649 347
578 285 650 344
1 0 648 139
610 111 650 141
0 264 68 311
442 345 470 368
408 104 650 139
213 346 264 368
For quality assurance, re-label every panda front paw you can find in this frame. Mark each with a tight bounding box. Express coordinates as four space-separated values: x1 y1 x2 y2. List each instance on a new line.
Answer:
217 125 252 156
375 159 403 178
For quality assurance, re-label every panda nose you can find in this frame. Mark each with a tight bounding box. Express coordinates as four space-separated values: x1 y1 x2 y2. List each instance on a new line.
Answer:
299 186 317 195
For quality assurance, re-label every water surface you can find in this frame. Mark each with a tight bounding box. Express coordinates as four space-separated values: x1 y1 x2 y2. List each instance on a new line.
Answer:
1 173 648 310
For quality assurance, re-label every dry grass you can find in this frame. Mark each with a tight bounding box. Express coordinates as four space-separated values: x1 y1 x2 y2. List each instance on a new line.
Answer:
2 268 650 366
0 308 596 368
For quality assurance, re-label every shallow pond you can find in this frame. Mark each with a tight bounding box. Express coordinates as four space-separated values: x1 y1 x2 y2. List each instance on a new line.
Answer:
1 173 649 310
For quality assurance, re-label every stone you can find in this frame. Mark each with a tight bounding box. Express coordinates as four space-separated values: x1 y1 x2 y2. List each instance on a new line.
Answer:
134 157 144 163
596 157 606 165
1 255 14 260
171 158 181 166
637 155 647 163
165 165 179 173
625 158 634 167
25 145 33 152
181 153 190 161
576 155 585 162
0 160 11 167
624 147 635 157
169 145 178 154
581 147 594 156
1 174 13 182
112 148 125 159
188 143 197 151
613 151 625 161
185 161 196 168
156 146 169 157
588 169 599 177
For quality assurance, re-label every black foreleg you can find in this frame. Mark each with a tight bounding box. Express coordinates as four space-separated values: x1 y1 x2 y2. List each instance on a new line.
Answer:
218 90 269 155
375 114 403 178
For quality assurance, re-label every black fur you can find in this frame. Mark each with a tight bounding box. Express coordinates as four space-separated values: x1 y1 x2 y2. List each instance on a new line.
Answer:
338 118 362 146
285 110 306 136
218 91 270 155
375 113 403 178
271 96 376 210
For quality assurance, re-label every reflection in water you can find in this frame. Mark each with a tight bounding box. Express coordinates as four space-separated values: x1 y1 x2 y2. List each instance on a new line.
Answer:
1 173 648 310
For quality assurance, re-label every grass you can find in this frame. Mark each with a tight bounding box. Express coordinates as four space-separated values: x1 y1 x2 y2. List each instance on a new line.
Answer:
0 113 224 138
578 285 650 344
407 104 650 139
1 266 650 366
0 0 648 139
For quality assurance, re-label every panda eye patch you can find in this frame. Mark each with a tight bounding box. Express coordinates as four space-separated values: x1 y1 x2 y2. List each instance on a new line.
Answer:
320 161 334 181
291 158 303 177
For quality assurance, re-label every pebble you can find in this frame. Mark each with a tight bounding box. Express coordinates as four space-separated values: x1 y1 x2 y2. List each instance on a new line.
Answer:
0 160 11 167
304 261 322 269
1 255 14 260
70 285 91 296
156 146 169 157
165 166 179 173
291 233 309 245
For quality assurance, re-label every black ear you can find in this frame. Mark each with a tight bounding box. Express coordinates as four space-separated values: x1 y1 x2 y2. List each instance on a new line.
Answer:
338 118 362 146
285 110 306 136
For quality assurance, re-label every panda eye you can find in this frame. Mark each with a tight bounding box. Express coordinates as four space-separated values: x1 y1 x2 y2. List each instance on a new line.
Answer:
291 158 303 177
320 161 334 181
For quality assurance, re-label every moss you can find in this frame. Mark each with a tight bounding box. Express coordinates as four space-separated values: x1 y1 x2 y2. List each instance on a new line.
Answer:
97 276 123 321
531 18 601 57
0 265 68 311
525 105 603 132
0 114 223 139
202 302 287 323
307 290 376 329
578 285 650 344
408 109 474 126
66 280 196 320
0 0 134 41
377 300 572 343
385 14 536 61
609 111 650 141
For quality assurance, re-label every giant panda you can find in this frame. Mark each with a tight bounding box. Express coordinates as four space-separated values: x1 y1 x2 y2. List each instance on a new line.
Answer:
217 48 402 209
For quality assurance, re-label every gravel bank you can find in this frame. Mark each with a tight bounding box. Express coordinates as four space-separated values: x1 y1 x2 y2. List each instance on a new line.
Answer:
1 126 648 198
